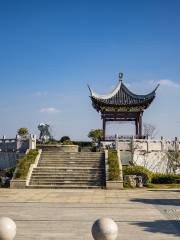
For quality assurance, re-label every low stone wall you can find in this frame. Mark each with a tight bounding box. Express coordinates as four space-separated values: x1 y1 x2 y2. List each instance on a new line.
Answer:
10 180 26 189
37 144 79 152
102 138 180 173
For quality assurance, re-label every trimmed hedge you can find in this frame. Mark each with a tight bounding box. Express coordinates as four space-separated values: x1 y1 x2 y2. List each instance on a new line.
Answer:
123 166 152 185
108 150 120 181
123 165 180 185
15 150 38 179
151 173 180 184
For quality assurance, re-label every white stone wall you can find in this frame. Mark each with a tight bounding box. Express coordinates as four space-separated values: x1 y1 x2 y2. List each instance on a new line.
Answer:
103 138 180 173
133 150 168 173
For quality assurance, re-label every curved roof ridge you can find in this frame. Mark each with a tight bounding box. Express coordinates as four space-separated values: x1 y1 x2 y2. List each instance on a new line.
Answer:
90 81 122 100
121 82 159 100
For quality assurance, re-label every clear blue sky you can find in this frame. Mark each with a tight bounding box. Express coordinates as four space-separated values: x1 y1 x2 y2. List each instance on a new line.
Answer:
0 0 180 140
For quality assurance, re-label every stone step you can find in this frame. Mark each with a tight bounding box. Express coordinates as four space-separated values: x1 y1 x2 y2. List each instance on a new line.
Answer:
32 169 104 172
31 177 105 183
32 172 103 176
41 153 104 157
32 172 104 175
31 177 104 183
38 160 104 163
40 158 103 161
41 152 103 155
31 176 103 179
29 181 103 185
40 157 104 161
27 185 102 189
39 162 103 165
31 174 104 178
34 166 104 172
28 149 105 189
37 164 103 167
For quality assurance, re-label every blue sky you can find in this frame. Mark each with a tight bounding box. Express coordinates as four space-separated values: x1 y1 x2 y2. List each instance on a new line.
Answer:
0 0 180 140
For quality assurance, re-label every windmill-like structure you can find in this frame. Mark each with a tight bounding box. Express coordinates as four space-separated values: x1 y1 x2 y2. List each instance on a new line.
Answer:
89 73 159 140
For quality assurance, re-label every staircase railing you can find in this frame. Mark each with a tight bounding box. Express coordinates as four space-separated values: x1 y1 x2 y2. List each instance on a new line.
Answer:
26 149 42 187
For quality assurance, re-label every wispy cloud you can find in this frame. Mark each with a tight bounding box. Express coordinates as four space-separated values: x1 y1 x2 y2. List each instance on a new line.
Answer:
39 107 60 113
35 91 48 97
149 79 180 89
158 79 180 89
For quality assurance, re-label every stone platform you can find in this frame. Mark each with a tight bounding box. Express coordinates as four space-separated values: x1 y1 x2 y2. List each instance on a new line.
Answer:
0 188 179 239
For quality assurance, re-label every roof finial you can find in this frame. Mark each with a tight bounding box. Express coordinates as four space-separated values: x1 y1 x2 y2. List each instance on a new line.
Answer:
119 72 123 81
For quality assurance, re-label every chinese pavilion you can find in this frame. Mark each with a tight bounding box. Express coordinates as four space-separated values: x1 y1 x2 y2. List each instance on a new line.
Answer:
89 73 159 140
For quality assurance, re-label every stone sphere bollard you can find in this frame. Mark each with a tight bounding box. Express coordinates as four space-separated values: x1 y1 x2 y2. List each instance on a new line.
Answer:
92 217 118 240
0 217 16 240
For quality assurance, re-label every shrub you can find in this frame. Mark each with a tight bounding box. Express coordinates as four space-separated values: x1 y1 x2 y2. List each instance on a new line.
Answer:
15 150 38 179
123 166 152 185
72 141 92 147
62 140 73 145
151 173 180 184
88 129 103 143
108 150 120 181
17 127 29 137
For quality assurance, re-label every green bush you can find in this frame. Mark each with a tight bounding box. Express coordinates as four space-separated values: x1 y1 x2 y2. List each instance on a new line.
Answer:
15 150 38 179
108 150 120 181
123 166 152 185
62 140 73 145
151 173 180 184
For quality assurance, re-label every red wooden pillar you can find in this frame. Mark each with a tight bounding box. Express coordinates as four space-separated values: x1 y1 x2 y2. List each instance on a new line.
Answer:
102 118 106 140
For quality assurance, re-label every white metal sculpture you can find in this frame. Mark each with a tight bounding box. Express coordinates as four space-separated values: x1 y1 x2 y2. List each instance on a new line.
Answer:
38 123 51 142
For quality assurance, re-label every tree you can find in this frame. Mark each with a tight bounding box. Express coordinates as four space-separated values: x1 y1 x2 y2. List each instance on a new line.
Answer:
88 129 103 144
17 127 29 137
60 136 70 143
166 150 180 173
143 123 157 139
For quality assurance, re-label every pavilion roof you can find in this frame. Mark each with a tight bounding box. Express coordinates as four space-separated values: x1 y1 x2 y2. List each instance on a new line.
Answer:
89 74 159 111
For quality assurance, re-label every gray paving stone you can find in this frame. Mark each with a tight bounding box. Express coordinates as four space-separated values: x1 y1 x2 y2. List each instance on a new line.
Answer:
0 189 179 239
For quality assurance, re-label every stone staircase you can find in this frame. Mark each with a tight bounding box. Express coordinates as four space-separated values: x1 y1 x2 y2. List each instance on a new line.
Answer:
28 150 106 188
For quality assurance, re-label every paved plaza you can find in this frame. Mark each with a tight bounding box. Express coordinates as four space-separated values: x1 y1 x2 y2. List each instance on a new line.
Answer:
0 188 179 239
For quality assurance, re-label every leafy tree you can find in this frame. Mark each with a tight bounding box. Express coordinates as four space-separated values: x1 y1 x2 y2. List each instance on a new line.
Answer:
60 136 70 143
88 129 103 143
17 128 29 137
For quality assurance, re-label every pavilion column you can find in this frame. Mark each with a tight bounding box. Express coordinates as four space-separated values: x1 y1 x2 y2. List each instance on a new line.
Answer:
139 112 143 137
102 118 106 141
135 119 139 137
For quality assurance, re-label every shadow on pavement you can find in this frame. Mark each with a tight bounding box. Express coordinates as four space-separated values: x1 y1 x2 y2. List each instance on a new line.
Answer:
131 220 180 237
148 189 180 193
130 198 180 206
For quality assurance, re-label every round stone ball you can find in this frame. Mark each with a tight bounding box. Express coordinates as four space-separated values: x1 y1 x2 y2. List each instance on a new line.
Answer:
0 217 16 240
92 217 118 240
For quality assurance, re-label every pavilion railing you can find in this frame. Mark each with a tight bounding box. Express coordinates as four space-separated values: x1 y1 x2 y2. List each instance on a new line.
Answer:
103 135 147 141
